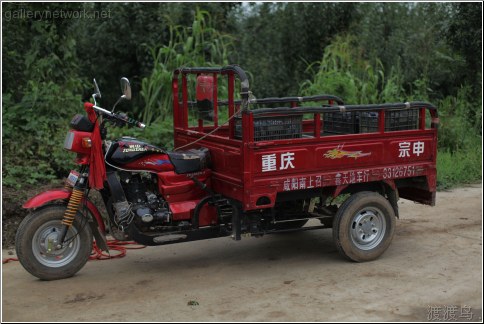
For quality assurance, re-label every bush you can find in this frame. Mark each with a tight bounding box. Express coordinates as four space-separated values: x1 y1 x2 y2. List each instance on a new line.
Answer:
301 35 482 189
300 34 404 104
437 144 482 189
2 81 84 187
2 14 86 188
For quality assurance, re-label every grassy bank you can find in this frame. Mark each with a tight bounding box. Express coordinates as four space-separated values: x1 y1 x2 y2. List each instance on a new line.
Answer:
437 147 482 190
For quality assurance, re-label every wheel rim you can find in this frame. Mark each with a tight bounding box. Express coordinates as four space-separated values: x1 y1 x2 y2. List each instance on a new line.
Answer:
349 207 386 250
31 220 81 268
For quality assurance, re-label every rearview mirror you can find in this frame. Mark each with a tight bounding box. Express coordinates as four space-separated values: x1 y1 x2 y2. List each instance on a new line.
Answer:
120 77 131 100
112 77 132 112
93 78 101 99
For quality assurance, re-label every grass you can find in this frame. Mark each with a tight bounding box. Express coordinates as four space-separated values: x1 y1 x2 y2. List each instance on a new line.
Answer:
437 145 482 190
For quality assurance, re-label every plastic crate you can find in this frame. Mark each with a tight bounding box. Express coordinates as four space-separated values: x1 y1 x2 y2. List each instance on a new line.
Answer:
359 112 379 133
323 112 359 134
385 109 419 131
234 115 302 141
358 109 420 132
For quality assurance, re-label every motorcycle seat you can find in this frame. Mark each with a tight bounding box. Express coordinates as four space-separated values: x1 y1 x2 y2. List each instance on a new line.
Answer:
167 147 211 174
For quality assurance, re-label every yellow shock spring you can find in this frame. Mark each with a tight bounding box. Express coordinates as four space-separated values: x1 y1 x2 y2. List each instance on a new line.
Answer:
61 187 84 227
64 181 73 190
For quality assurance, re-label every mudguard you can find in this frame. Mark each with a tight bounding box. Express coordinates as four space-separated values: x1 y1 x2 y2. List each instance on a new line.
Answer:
23 188 106 233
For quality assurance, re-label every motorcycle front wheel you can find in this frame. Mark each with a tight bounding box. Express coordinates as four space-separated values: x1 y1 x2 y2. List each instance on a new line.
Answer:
15 204 93 280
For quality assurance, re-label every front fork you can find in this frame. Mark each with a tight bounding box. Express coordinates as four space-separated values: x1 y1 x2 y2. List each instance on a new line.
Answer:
56 171 89 248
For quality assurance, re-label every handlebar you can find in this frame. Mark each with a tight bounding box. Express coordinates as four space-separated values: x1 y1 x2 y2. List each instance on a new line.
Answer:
93 105 146 129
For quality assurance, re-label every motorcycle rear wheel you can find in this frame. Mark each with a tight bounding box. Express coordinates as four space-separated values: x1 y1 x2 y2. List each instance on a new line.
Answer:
15 204 93 280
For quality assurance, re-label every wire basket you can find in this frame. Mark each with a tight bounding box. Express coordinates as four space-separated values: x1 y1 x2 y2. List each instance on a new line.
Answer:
359 109 420 132
234 115 303 141
325 109 420 134
384 109 419 131
323 112 359 134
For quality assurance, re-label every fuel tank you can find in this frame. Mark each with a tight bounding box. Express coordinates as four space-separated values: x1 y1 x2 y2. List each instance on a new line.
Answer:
105 137 174 172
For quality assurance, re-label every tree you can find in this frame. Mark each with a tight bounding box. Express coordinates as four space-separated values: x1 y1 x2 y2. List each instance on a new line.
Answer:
446 2 482 92
236 2 357 97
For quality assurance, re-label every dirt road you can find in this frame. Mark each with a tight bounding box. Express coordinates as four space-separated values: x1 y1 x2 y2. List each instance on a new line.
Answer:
2 184 482 322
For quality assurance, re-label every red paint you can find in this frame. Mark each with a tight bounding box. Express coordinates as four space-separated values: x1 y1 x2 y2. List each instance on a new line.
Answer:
65 130 92 155
314 113 321 138
196 75 214 101
228 74 235 138
123 154 174 173
197 202 218 226
182 75 188 128
167 199 217 226
169 200 197 221
23 189 106 233
157 170 210 202
420 108 426 130
156 169 215 224
212 73 218 127
84 102 106 189
172 68 438 211
75 153 90 165
379 110 386 134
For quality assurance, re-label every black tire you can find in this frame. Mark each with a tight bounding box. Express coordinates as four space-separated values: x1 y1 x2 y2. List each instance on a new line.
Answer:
332 192 395 262
15 204 93 280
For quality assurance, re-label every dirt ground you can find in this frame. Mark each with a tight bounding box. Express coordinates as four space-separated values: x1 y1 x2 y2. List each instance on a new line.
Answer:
2 184 482 322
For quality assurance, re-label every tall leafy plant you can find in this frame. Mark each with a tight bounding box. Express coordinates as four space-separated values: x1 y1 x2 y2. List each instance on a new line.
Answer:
140 9 233 124
300 34 401 104
301 33 481 189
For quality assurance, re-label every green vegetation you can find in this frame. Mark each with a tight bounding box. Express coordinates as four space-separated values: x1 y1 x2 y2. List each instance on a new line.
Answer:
3 5 85 186
436 87 482 189
140 9 233 124
2 2 481 190
300 34 402 104
299 33 481 189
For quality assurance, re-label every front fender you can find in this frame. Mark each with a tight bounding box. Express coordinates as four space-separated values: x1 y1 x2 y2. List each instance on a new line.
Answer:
23 188 106 233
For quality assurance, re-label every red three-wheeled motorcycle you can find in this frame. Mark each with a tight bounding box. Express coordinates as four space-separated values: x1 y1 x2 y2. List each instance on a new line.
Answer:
16 65 438 280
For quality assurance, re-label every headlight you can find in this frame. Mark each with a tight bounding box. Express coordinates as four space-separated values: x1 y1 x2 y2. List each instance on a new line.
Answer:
64 131 74 150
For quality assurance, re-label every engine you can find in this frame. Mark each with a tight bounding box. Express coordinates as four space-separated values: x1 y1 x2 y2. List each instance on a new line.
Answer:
118 172 171 230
